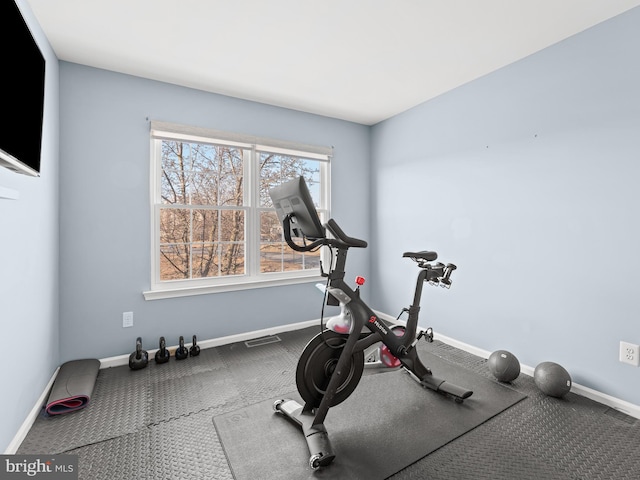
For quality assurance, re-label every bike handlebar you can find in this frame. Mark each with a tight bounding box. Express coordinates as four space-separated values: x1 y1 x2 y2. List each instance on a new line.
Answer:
282 215 327 252
325 219 368 248
281 216 367 252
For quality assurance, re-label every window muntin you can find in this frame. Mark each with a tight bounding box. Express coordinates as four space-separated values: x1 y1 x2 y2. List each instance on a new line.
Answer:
148 124 330 297
257 151 326 275
159 141 247 281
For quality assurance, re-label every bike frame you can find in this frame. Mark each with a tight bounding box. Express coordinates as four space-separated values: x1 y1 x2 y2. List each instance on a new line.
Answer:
283 217 462 421
320 247 443 412
275 214 472 469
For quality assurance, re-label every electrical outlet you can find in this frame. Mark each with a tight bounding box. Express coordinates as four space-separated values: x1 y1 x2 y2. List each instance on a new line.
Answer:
619 341 640 367
122 311 134 328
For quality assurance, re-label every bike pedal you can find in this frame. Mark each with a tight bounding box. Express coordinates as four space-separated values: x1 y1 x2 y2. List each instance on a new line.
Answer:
425 327 434 343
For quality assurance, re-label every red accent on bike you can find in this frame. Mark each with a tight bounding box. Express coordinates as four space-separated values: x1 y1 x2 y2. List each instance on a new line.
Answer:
379 327 406 368
355 276 365 286
331 324 351 334
369 315 377 323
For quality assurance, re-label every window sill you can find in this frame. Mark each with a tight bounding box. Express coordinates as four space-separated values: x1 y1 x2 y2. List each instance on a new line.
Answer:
143 274 326 300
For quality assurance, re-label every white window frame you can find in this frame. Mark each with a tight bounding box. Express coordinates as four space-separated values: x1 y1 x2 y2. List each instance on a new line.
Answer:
143 121 332 300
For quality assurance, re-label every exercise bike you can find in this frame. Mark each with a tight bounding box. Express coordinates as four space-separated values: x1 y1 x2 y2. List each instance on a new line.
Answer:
269 177 473 470
317 279 434 370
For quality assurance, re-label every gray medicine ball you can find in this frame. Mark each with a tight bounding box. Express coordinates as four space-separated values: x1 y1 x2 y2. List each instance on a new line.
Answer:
534 361 572 398
488 350 521 382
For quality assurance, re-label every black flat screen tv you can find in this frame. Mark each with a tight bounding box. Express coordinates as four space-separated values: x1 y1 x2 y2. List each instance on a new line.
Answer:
0 0 46 177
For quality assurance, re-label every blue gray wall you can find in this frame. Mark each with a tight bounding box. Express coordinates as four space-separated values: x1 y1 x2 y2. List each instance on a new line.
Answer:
3 2 640 453
0 0 59 453
58 63 370 362
370 7 640 406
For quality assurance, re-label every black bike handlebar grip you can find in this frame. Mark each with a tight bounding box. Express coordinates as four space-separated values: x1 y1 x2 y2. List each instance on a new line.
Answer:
282 216 326 252
425 263 445 285
440 263 457 288
325 219 368 248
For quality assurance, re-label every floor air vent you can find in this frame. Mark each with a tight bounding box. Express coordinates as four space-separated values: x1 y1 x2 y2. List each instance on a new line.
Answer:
244 335 281 348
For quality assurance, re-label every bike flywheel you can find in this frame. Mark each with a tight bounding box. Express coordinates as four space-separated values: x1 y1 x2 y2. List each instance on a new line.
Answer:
296 330 364 408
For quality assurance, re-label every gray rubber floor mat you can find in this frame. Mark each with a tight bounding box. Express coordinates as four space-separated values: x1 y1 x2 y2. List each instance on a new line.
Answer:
67 430 152 480
18 365 151 453
149 368 242 424
214 353 526 480
394 341 640 480
15 327 640 480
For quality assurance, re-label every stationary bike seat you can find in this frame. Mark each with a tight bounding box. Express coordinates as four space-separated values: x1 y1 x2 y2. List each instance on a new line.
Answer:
403 251 438 262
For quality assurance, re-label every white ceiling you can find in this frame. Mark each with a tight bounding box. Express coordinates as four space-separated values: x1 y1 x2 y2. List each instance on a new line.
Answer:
26 0 640 125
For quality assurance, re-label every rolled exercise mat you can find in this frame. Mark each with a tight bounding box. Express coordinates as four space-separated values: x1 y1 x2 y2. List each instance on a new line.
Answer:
46 359 100 415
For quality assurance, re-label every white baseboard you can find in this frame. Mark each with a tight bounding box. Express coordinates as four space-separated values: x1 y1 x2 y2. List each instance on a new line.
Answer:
7 316 638 454
433 330 640 419
374 311 640 419
99 319 318 369
4 367 60 454
6 320 318 454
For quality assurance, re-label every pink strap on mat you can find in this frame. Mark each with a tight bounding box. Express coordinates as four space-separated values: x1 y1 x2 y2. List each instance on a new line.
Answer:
46 395 90 415
45 359 100 415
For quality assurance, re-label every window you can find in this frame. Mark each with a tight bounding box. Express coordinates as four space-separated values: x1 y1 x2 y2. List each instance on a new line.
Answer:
144 122 331 299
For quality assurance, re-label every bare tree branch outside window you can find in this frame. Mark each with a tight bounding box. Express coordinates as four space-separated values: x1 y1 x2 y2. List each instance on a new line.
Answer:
158 140 323 281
